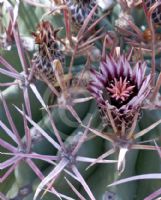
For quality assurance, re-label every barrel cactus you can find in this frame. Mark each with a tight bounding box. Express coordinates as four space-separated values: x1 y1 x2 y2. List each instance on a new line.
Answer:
0 0 161 200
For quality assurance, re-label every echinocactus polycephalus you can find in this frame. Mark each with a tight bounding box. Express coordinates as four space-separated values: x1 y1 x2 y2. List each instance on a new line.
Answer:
145 0 161 25
65 0 98 26
31 21 65 82
2 0 161 199
88 55 151 131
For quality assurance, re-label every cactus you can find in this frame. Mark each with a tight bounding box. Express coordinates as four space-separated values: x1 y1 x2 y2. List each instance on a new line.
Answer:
0 0 161 200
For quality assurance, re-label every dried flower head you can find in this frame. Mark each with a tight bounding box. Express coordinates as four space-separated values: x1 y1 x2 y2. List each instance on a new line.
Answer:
88 55 151 131
65 0 98 26
145 0 161 25
31 21 65 82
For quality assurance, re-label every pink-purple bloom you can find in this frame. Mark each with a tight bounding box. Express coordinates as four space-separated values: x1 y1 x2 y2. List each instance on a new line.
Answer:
88 55 151 131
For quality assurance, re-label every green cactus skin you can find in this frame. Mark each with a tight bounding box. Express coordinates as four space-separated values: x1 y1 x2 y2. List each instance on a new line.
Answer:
136 110 161 199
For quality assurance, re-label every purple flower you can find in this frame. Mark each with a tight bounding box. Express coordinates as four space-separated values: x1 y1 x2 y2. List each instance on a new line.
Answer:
88 55 151 131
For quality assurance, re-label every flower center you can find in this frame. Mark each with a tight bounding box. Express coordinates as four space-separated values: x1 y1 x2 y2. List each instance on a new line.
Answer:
74 0 92 5
107 77 135 102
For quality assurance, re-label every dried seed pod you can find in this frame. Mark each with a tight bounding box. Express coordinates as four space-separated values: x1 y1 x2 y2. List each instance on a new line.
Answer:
145 0 161 25
31 21 65 82
143 28 153 41
143 27 161 42
65 0 98 27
